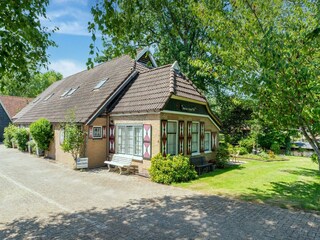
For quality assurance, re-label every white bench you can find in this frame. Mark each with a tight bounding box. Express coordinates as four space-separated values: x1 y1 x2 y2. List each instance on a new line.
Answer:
104 155 133 175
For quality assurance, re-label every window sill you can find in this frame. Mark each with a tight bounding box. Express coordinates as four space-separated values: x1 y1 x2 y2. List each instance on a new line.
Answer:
115 153 143 161
204 151 212 154
191 152 201 156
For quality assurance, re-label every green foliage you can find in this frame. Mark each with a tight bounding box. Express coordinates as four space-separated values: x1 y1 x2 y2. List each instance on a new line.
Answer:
27 140 36 154
234 146 249 155
0 71 63 97
3 124 18 148
15 128 29 151
311 154 319 165
89 0 215 91
239 137 255 153
0 0 56 82
29 118 53 151
270 142 281 155
150 154 198 185
215 143 230 168
61 112 85 161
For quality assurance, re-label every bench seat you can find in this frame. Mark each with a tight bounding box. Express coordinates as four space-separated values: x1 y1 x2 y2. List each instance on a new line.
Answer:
190 156 214 175
104 154 133 175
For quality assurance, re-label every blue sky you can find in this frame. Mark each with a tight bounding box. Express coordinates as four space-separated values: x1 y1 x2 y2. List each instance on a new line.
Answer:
41 0 102 77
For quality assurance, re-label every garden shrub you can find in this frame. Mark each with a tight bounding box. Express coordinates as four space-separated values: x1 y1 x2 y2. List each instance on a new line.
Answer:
215 142 230 168
149 154 197 184
258 151 269 160
234 146 248 155
239 137 255 153
268 150 276 159
3 124 18 148
27 140 36 154
15 128 29 151
270 142 281 154
29 118 54 151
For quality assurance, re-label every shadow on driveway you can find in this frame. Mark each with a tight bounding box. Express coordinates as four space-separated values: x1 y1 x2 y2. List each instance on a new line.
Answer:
1 195 319 239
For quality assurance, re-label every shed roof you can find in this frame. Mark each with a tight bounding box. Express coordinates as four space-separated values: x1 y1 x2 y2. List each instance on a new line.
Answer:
0 96 32 120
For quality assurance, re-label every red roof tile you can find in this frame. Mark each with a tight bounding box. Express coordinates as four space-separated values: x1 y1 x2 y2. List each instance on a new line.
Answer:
0 96 32 119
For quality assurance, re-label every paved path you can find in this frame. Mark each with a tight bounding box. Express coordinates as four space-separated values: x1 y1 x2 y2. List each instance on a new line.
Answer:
0 145 319 239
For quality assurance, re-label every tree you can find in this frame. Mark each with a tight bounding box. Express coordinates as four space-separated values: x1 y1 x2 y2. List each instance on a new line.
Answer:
89 0 217 90
0 0 56 82
198 0 320 171
0 71 63 98
61 112 85 162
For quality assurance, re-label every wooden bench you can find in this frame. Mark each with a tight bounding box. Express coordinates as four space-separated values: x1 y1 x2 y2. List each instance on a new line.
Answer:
104 155 133 175
190 156 214 175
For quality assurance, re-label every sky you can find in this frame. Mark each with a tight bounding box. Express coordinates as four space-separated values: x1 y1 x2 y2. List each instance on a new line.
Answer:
41 0 102 77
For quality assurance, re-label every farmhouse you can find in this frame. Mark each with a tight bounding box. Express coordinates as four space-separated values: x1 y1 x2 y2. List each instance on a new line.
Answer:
0 96 32 142
14 48 221 174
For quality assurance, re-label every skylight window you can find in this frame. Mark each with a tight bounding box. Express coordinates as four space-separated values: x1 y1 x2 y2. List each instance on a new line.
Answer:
44 93 54 101
93 78 108 90
67 87 78 96
61 89 71 97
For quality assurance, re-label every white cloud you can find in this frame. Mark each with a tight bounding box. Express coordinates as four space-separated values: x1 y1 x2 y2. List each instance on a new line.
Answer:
49 59 85 77
42 5 94 36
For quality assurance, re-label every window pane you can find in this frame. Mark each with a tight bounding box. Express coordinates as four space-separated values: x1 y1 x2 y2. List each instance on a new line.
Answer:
167 122 177 155
191 123 199 153
127 126 134 155
117 127 126 154
93 127 102 138
204 132 210 151
134 127 143 156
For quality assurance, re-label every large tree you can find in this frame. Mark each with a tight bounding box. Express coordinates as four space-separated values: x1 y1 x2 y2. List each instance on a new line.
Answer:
0 0 55 81
89 0 217 89
0 71 62 98
198 0 320 171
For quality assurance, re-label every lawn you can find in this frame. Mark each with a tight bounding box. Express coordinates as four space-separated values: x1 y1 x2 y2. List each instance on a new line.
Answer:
176 156 320 211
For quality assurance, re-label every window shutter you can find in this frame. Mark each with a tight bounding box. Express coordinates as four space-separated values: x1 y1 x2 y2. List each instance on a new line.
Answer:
178 121 184 154
200 122 205 153
103 126 107 138
212 132 217 151
109 124 115 153
143 124 152 159
161 120 167 156
187 121 192 155
89 126 93 139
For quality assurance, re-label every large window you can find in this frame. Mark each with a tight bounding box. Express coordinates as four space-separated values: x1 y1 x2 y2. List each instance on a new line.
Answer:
117 125 143 156
204 132 211 152
191 122 199 154
167 121 178 155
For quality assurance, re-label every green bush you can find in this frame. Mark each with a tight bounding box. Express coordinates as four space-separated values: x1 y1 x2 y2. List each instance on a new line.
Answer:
239 137 255 153
270 142 281 154
3 124 18 148
27 140 36 154
29 118 54 151
215 143 230 168
234 146 249 155
258 151 269 160
15 128 29 151
149 154 198 184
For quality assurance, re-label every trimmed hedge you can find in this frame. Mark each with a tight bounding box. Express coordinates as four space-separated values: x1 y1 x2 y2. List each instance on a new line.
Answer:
15 128 29 151
30 118 53 151
149 154 198 184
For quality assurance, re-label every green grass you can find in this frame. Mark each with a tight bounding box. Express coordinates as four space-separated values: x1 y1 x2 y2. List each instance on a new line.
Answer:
175 156 320 211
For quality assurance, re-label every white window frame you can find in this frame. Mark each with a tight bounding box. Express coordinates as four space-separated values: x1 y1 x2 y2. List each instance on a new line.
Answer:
191 121 200 155
204 131 212 153
92 126 103 139
59 128 65 145
116 124 143 157
167 120 178 156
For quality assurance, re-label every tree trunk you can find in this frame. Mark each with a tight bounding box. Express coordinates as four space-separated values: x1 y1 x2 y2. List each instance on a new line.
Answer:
301 125 320 173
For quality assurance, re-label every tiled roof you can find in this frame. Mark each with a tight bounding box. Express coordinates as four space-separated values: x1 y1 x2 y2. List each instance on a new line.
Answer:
0 96 32 119
14 55 135 124
110 65 207 114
